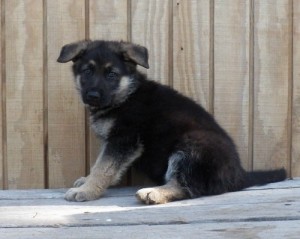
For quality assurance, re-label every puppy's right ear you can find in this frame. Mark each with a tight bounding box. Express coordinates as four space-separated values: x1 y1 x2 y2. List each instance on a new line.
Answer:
57 40 90 63
120 42 149 69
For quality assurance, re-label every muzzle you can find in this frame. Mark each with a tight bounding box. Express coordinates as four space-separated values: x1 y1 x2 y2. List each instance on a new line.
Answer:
84 90 101 106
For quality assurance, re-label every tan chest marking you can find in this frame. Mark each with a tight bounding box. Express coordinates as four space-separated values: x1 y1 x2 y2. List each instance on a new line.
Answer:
91 118 115 139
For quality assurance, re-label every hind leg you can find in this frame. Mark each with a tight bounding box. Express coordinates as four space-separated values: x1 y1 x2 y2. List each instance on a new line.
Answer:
136 152 188 204
136 179 187 204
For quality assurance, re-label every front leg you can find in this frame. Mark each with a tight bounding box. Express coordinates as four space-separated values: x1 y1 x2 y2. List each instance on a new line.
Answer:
65 140 143 202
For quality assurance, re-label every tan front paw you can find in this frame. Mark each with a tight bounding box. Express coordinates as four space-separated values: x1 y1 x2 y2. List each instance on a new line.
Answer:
136 187 168 205
64 186 102 202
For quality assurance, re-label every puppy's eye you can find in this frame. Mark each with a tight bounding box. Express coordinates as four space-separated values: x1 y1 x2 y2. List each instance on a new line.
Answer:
82 68 93 76
106 71 118 80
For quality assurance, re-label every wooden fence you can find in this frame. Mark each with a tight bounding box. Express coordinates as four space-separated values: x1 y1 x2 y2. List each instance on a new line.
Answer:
0 0 299 189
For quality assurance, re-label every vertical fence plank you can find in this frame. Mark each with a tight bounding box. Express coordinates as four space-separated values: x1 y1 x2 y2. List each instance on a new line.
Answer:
173 0 210 110
292 1 300 177
89 0 128 41
253 0 290 171
88 0 128 174
131 0 170 85
0 0 3 189
214 1 250 170
130 0 170 185
47 0 86 188
5 0 44 188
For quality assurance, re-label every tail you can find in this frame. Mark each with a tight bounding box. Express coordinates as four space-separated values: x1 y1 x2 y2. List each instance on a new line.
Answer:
244 168 287 188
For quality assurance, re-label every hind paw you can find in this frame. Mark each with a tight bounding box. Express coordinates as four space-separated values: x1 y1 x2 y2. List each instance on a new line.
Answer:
136 187 169 205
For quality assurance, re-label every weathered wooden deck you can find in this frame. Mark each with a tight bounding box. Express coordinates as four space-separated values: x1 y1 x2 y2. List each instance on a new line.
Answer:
1 179 300 239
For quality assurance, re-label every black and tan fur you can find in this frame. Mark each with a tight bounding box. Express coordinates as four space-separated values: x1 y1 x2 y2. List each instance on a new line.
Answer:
57 40 286 204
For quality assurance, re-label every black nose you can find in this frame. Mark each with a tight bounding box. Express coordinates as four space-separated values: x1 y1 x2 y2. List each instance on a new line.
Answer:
86 91 101 101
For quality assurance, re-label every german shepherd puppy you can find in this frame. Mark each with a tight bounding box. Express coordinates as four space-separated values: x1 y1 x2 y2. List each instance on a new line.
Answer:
57 40 286 204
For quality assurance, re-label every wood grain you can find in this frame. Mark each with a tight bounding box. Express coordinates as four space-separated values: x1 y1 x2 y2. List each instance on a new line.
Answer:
173 0 210 110
89 0 128 41
253 0 290 171
47 0 86 188
214 1 250 169
5 0 44 189
2 221 300 239
292 1 300 177
131 0 170 85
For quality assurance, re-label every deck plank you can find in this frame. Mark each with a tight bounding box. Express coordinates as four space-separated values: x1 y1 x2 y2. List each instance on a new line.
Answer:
1 221 299 239
0 179 300 238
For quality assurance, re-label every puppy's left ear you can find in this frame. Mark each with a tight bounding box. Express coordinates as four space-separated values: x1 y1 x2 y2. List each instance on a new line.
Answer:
120 42 149 69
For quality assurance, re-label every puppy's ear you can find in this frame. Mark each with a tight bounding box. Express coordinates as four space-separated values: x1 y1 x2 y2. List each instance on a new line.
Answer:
57 40 90 63
120 42 149 69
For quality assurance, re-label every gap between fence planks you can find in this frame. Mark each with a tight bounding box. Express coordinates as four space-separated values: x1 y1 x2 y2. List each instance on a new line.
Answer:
292 1 300 177
0 0 3 189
